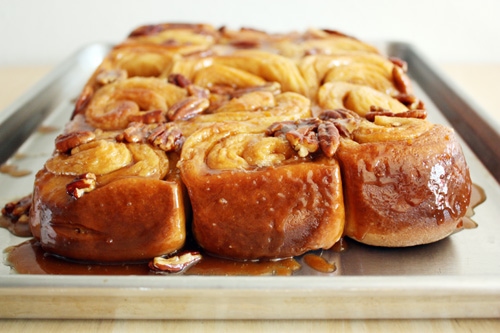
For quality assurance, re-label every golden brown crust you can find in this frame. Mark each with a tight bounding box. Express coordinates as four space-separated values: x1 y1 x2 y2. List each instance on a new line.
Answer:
30 169 186 262
337 124 471 247
179 122 345 260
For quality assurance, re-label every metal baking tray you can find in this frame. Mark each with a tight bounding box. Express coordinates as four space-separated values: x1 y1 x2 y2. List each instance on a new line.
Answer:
1 42 499 319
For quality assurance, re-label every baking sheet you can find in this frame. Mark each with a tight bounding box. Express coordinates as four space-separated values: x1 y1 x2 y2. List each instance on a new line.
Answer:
1 42 499 319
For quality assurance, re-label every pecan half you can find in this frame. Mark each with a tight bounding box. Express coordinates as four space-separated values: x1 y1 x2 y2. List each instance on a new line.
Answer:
149 251 202 273
167 96 209 121
168 73 192 88
66 173 97 199
55 131 96 153
267 118 340 157
317 121 340 157
392 65 411 94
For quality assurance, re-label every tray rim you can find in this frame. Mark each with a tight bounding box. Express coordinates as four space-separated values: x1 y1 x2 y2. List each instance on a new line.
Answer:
1 275 500 319
1 41 500 319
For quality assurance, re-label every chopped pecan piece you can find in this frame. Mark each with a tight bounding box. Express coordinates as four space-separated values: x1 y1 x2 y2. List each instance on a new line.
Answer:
148 124 185 152
265 120 297 137
1 194 32 223
55 131 96 153
392 65 411 94
117 123 185 152
286 128 319 157
167 96 210 121
116 122 152 143
66 173 97 199
395 93 425 110
149 251 202 273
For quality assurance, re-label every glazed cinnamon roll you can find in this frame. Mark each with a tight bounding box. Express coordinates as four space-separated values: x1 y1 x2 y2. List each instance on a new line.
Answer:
178 121 345 260
334 115 472 247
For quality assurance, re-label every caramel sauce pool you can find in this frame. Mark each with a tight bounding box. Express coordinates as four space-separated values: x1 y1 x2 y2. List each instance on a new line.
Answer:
4 239 302 276
1 183 486 276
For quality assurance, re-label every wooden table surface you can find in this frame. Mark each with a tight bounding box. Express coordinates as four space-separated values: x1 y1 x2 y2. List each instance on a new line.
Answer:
0 64 499 332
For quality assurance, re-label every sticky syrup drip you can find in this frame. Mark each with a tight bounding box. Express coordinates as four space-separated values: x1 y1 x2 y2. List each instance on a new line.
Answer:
4 239 301 276
302 253 336 273
459 183 486 230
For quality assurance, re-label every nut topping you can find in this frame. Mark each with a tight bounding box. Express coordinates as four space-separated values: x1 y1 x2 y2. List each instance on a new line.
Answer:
267 118 340 158
55 131 96 154
117 123 186 152
116 122 152 143
167 96 210 121
148 124 185 152
149 251 202 273
392 65 412 94
395 93 425 110
1 194 32 223
168 73 192 88
66 173 97 199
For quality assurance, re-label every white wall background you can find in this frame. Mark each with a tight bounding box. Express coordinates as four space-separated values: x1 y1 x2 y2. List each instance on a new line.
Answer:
1 0 499 65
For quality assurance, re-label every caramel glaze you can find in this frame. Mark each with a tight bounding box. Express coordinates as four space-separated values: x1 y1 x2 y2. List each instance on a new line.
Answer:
338 125 473 247
1 183 485 276
4 238 300 276
29 169 187 263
